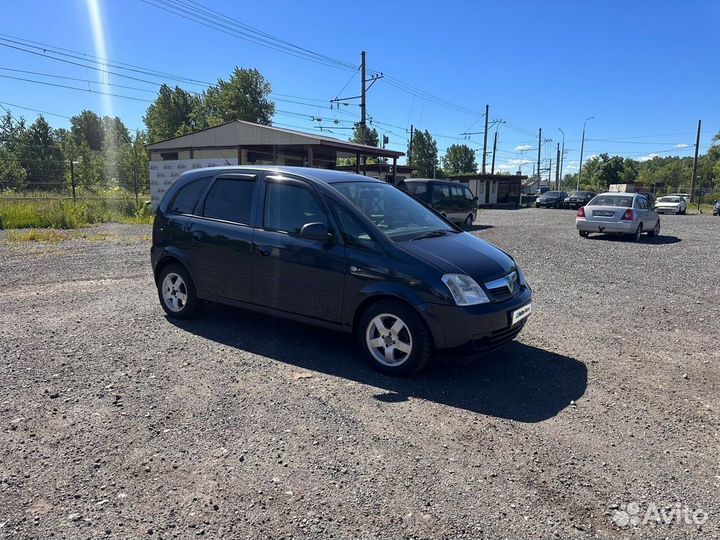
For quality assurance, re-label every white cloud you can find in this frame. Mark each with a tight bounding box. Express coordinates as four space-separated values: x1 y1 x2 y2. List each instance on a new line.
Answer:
513 144 533 152
638 153 659 162
674 143 689 149
497 158 533 172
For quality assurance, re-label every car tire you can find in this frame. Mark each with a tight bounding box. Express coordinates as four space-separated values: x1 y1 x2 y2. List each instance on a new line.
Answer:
648 218 660 236
631 223 643 242
464 213 474 229
579 231 589 238
356 300 432 376
157 263 199 319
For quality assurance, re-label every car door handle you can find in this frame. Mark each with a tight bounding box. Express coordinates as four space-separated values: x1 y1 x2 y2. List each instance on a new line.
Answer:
257 246 272 256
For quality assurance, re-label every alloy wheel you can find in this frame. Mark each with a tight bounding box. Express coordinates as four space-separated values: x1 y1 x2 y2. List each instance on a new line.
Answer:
161 272 188 313
365 313 413 367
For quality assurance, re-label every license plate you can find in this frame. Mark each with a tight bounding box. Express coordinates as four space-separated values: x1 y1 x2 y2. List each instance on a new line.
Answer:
511 303 532 325
593 210 614 217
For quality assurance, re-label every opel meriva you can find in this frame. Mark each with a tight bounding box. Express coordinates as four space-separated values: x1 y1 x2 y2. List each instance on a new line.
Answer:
151 166 532 375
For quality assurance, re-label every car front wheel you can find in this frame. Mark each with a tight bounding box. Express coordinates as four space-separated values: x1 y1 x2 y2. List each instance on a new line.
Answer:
357 300 432 376
157 263 199 319
464 213 474 228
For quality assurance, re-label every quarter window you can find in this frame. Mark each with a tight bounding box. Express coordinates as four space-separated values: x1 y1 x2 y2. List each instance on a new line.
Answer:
202 178 256 224
264 182 327 234
169 177 211 215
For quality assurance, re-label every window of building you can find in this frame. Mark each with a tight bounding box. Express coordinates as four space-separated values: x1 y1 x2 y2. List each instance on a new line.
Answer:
161 152 179 161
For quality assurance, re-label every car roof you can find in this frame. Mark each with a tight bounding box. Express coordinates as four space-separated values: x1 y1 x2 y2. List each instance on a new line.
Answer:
402 178 459 185
596 192 635 197
175 165 384 185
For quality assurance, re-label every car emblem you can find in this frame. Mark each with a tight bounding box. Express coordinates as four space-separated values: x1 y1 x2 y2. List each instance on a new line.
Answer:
505 271 516 293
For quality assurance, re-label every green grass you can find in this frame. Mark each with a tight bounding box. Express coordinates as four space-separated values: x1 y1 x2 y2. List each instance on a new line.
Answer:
0 190 152 229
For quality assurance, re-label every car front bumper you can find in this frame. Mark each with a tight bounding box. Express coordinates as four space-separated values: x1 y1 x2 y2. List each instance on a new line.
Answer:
656 206 681 214
576 218 636 234
416 285 532 360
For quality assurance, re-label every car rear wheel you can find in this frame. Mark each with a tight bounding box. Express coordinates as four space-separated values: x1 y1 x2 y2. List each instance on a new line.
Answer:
648 218 660 236
579 231 589 238
357 300 432 376
631 224 643 242
157 263 198 319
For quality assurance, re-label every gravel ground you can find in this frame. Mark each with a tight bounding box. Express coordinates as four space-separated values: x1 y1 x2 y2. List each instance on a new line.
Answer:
1 212 718 540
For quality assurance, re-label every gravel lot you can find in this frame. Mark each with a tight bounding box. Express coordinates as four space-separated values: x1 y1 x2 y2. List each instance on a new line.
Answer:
1 210 719 540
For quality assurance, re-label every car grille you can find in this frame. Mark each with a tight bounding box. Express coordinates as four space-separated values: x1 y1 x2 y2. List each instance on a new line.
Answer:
485 271 520 302
472 321 526 351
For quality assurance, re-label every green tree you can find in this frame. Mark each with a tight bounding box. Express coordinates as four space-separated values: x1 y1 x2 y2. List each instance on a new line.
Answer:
117 131 150 193
17 115 65 190
442 144 477 175
70 110 104 151
203 67 275 126
408 130 440 178
144 84 202 142
349 123 379 147
0 149 27 190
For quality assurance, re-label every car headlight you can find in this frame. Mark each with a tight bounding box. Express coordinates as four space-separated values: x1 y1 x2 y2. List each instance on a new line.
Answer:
516 265 527 285
441 274 490 306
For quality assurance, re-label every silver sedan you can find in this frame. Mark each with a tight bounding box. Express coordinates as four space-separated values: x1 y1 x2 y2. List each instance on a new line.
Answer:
576 193 660 241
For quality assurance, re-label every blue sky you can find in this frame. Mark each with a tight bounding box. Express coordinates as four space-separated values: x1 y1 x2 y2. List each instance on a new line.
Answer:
2 0 718 173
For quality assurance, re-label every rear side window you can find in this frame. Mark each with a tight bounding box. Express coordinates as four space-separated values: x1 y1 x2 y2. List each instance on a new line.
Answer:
405 182 428 201
264 182 327 235
169 177 211 214
432 185 451 204
203 178 256 224
450 186 464 200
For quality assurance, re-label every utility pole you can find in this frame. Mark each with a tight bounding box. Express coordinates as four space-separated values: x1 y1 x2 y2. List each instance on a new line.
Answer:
577 116 594 191
558 128 565 186
407 124 414 166
132 136 139 204
555 143 561 190
70 159 76 204
536 128 542 190
360 50 367 175
548 158 553 188
491 130 498 175
690 119 701 206
481 104 490 174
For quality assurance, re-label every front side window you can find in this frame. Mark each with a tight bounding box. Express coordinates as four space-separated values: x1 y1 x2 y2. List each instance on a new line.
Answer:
202 178 256 224
450 185 464 200
328 200 381 252
463 187 475 201
169 177 211 215
264 182 327 234
333 181 453 241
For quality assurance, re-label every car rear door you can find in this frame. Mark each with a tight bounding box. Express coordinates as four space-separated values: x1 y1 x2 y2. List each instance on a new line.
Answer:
251 175 345 322
186 173 258 303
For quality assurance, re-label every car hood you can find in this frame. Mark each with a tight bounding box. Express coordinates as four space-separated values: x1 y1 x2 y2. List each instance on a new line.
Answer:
398 232 515 281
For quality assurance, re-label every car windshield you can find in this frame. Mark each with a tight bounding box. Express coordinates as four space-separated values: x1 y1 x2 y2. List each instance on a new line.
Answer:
588 195 633 207
569 192 588 197
543 191 561 196
658 196 680 203
332 181 455 241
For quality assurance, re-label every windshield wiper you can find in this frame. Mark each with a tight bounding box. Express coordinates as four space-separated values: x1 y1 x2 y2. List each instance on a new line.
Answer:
410 229 453 241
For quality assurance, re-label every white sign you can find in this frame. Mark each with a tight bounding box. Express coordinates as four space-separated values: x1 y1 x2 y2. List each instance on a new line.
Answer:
149 158 238 208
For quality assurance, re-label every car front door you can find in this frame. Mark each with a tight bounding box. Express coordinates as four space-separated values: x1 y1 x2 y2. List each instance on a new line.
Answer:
431 184 453 219
186 173 258 302
252 176 345 322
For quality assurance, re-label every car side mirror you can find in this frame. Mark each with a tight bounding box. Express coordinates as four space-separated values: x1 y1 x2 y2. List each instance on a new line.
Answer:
300 222 333 242
473 196 479 201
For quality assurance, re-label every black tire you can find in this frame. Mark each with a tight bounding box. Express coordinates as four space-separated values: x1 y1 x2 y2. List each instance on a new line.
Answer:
631 223 643 242
157 263 199 319
464 213 474 229
579 230 589 238
648 218 660 236
534 203 539 208
356 300 433 376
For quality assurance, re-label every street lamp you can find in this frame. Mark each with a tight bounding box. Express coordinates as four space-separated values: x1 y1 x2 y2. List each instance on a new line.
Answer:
557 128 565 187
577 116 594 191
